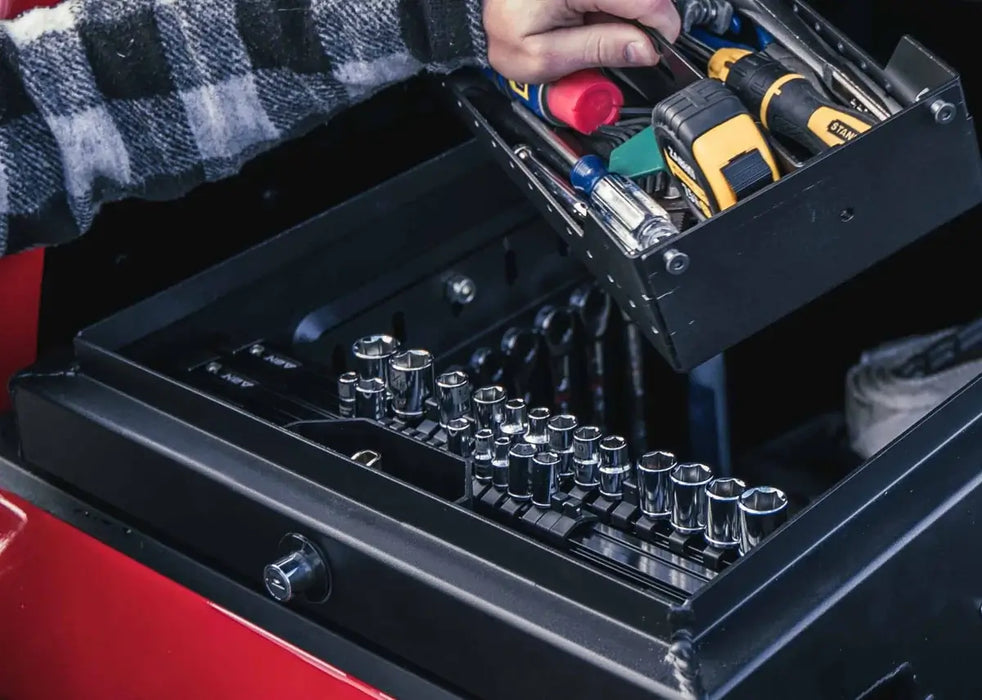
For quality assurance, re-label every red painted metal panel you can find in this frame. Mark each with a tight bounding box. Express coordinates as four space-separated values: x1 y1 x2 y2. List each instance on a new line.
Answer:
0 489 390 700
0 0 58 411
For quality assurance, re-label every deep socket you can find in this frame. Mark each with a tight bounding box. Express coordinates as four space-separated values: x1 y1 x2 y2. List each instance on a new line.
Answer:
531 451 560 508
637 450 677 519
473 385 507 435
354 377 387 420
670 463 714 534
446 417 476 458
573 426 603 489
523 407 551 449
352 334 401 383
491 437 513 490
500 398 529 443
388 349 435 423
705 477 747 550
338 371 358 417
507 442 537 501
547 414 578 486
599 435 631 499
739 486 789 555
436 370 472 428
473 429 495 483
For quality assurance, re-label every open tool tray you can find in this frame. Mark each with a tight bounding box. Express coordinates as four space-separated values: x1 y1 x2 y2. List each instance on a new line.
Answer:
11 138 982 698
443 3 982 372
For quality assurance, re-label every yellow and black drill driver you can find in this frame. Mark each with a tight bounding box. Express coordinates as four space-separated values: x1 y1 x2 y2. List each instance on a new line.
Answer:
652 78 780 219
707 47 876 156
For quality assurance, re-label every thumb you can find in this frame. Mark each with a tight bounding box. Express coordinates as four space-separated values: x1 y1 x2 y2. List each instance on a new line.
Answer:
523 23 659 83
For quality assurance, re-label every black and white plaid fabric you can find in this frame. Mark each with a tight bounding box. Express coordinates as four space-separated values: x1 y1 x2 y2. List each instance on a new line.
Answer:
0 0 486 257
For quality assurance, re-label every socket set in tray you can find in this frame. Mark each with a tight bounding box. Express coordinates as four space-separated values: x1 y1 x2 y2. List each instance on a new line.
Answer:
175 309 789 600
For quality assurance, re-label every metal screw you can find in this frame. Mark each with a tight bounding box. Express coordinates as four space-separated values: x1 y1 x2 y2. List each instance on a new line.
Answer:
249 344 265 356
930 100 956 125
205 362 221 374
446 274 477 305
664 249 690 275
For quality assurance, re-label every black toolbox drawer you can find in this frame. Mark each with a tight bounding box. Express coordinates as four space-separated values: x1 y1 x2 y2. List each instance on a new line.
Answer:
442 2 982 371
10 136 982 698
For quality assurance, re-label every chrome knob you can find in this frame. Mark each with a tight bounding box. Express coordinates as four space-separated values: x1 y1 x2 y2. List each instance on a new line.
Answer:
263 534 330 603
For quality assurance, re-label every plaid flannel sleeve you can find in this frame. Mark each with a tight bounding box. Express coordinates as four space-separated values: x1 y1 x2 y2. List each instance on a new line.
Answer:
0 0 487 258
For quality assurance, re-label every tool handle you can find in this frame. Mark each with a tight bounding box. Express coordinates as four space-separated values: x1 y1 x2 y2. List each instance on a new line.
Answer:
766 78 873 153
571 156 678 250
726 51 874 155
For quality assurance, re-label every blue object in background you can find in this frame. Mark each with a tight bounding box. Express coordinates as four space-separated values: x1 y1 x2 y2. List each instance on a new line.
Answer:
755 26 775 48
688 353 731 475
689 27 754 52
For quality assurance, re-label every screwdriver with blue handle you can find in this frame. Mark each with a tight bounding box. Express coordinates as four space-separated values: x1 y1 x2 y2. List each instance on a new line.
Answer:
509 101 679 252
707 47 875 155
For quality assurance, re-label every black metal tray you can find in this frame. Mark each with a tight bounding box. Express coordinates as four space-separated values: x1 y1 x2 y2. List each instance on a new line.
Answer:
442 3 982 372
10 136 982 698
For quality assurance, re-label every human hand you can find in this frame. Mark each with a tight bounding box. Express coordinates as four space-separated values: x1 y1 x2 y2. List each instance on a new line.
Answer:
483 0 681 84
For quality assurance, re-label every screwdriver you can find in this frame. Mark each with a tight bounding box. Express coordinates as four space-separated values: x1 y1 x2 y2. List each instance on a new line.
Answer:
707 47 875 156
509 102 679 252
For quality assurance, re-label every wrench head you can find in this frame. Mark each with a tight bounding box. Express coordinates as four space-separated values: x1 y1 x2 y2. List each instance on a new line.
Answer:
534 305 576 356
501 328 540 367
569 284 613 339
469 348 506 385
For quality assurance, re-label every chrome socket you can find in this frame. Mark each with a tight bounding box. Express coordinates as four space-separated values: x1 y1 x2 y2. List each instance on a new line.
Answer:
547 414 578 484
446 417 475 459
491 437 512 490
739 486 789 555
670 463 714 534
388 349 435 423
598 435 630 499
705 477 747 550
500 398 529 443
637 450 676 519
337 371 358 418
523 407 551 449
473 385 507 436
354 377 387 420
507 442 536 502
473 429 495 483
531 451 560 508
572 426 603 489
436 370 472 428
352 334 401 383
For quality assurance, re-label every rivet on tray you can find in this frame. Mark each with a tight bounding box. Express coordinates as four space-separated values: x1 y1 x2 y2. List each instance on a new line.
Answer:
930 100 956 125
587 250 593 259
663 249 690 275
629 300 637 309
